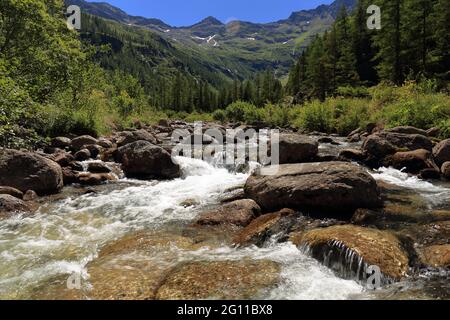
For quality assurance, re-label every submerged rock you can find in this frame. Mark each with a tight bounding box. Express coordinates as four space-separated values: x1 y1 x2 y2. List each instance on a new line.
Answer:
0 149 63 195
245 162 382 217
290 225 409 280
419 245 450 268
233 208 297 246
155 260 280 300
0 194 31 219
195 199 261 227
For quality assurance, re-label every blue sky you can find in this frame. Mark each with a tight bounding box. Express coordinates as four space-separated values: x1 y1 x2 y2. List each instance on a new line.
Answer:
89 0 334 26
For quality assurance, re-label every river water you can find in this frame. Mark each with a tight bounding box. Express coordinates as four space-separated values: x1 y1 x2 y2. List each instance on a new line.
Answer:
0 148 449 300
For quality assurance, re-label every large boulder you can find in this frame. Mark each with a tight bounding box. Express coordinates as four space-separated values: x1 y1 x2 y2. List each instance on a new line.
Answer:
195 199 261 227
0 149 63 195
117 130 158 147
277 133 318 164
384 149 437 173
362 131 433 163
117 141 180 179
245 162 382 216
290 225 409 280
433 139 450 167
71 135 98 151
155 260 280 300
0 194 31 219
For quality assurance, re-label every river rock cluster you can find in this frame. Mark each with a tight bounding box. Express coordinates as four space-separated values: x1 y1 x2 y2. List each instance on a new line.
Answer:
1 120 450 299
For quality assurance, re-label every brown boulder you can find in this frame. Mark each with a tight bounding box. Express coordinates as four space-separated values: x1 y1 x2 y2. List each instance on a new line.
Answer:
87 162 111 173
155 260 280 300
420 245 450 268
433 139 450 167
291 225 409 280
51 137 72 149
74 149 91 161
0 194 31 219
277 133 318 164
384 149 437 173
233 208 296 246
245 162 382 216
362 131 433 162
117 130 158 147
195 199 261 227
71 135 98 151
0 149 63 195
77 173 117 186
117 141 180 179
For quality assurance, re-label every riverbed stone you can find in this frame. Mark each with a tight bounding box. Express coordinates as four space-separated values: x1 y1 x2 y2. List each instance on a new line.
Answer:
0 149 63 195
0 186 23 199
71 135 98 151
155 260 280 300
195 199 261 227
433 139 450 167
233 208 297 246
244 162 382 216
384 149 437 173
441 162 450 179
117 130 158 147
278 133 318 164
0 194 31 218
74 149 91 161
51 137 72 149
419 245 450 268
117 141 180 179
87 162 111 173
290 225 409 280
362 131 433 164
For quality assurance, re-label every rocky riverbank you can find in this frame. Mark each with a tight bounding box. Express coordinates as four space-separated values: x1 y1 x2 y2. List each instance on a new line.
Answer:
0 121 449 300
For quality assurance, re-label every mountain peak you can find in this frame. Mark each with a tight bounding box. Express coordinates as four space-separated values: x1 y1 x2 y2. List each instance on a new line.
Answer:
197 16 224 26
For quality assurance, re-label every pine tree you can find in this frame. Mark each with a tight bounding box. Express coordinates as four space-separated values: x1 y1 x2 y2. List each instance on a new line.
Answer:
374 0 404 84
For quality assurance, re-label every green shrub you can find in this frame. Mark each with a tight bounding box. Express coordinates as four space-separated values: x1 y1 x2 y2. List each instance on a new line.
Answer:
212 109 226 123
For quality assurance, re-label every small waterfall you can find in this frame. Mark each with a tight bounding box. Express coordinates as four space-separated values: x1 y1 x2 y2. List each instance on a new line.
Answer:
300 240 395 289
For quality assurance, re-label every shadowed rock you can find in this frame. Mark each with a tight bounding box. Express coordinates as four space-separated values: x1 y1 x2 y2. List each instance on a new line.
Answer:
0 149 63 195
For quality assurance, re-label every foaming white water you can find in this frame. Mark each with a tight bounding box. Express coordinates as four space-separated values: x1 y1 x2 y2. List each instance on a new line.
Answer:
0 157 248 298
148 242 363 300
371 167 450 206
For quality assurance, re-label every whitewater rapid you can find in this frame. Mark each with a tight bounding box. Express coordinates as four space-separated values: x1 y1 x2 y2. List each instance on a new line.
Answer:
0 156 367 299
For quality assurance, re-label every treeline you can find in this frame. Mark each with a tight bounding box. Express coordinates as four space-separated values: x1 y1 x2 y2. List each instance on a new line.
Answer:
0 0 154 148
81 14 284 112
286 0 450 102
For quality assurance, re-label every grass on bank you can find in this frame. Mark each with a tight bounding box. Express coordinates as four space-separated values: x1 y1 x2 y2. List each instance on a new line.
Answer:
1 81 449 150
